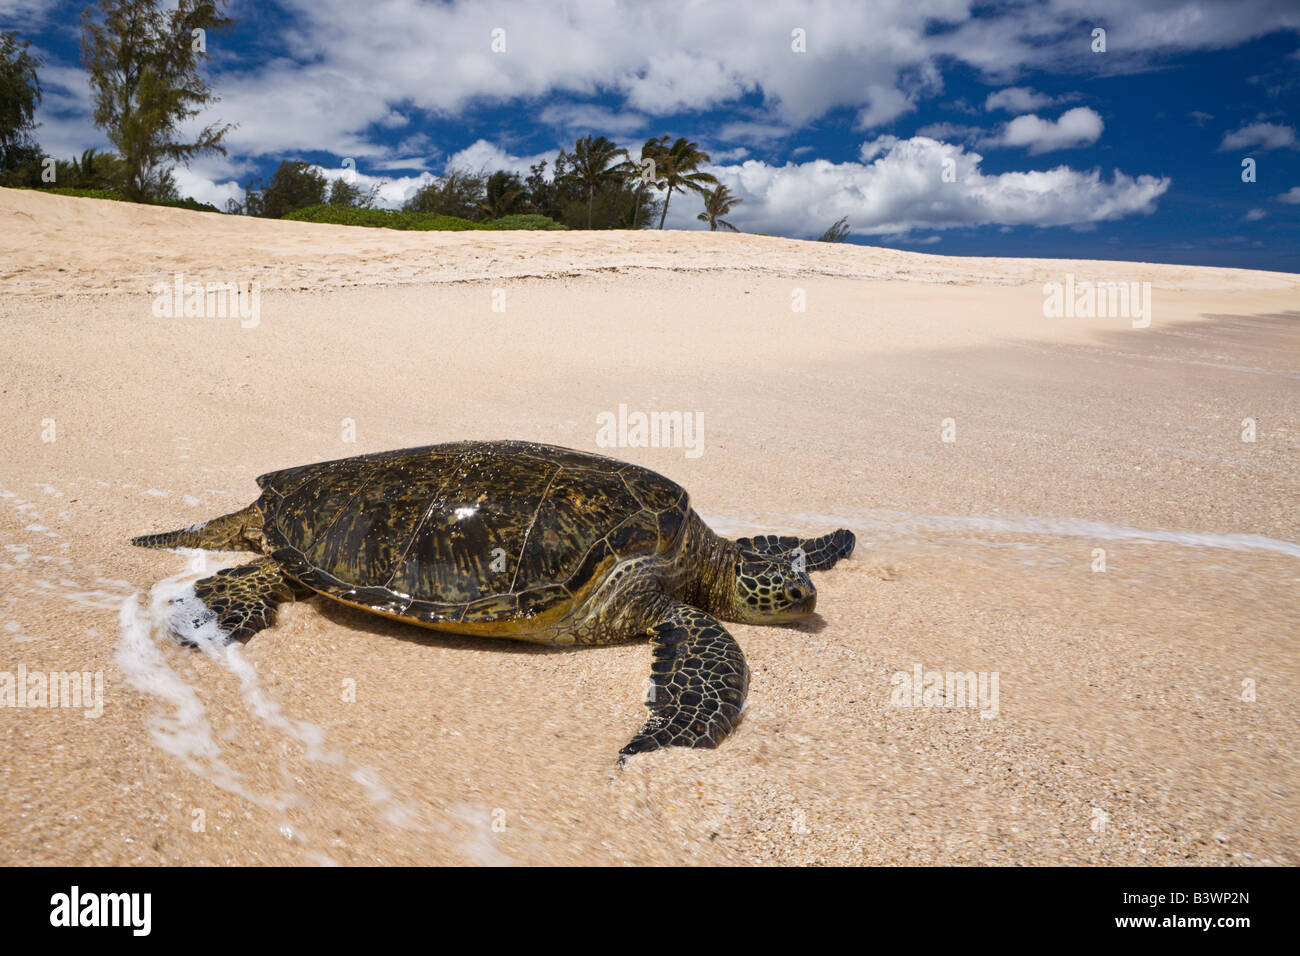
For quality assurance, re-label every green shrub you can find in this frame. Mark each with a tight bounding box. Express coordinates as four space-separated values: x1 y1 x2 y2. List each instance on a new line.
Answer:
284 204 566 231
485 213 567 230
154 195 221 213
241 160 327 218
282 204 485 230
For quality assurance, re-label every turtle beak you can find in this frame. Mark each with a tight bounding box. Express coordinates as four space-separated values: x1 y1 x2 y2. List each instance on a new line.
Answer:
784 583 816 616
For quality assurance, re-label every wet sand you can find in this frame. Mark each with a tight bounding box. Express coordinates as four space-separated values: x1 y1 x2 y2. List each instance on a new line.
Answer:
1 188 1297 865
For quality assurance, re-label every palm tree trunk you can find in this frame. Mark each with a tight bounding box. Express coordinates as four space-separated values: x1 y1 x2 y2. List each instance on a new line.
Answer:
659 188 671 229
588 185 594 229
632 183 644 229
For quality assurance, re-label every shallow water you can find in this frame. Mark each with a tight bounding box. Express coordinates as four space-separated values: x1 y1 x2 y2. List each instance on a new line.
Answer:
114 551 419 858
709 509 1300 560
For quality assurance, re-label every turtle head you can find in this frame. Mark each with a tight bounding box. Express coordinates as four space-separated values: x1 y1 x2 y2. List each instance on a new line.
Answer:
729 553 817 623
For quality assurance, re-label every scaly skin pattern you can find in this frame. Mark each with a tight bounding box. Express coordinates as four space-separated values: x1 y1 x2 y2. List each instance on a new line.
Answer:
539 512 722 645
619 600 750 760
189 556 303 642
736 529 855 573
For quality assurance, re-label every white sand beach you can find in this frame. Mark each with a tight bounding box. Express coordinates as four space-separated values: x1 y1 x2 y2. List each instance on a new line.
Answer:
1 187 1297 865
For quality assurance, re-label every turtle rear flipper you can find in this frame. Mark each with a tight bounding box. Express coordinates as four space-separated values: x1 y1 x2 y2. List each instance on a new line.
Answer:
619 603 750 761
132 504 265 552
175 557 305 646
737 528 855 572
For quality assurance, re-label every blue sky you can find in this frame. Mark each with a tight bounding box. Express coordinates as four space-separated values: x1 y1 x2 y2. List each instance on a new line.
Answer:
5 0 1299 271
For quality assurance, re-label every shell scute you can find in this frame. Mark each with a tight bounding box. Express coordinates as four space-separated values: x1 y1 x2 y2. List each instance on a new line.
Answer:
256 441 689 627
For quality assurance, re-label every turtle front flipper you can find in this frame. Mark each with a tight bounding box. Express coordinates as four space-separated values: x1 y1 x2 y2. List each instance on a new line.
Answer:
736 529 855 572
177 557 306 645
619 602 750 761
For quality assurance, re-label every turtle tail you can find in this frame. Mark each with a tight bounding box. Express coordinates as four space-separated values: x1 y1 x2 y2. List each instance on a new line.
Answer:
131 504 265 552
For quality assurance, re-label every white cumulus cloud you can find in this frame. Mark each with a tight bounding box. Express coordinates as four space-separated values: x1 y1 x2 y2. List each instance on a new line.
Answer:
985 87 1056 112
29 0 1300 171
1219 122 1299 151
664 135 1168 237
444 139 559 178
996 107 1104 154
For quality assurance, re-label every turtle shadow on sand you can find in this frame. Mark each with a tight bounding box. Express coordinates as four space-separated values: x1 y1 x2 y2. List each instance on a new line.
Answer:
777 613 828 635
314 594 829 648
312 597 573 657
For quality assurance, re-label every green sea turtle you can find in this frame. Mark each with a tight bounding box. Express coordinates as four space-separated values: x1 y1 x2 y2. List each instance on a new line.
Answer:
131 440 854 758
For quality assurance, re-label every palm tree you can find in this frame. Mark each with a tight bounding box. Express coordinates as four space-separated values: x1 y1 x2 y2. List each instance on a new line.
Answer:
63 148 122 190
477 169 526 219
817 216 851 242
570 135 627 229
696 184 742 231
626 135 667 229
654 137 718 229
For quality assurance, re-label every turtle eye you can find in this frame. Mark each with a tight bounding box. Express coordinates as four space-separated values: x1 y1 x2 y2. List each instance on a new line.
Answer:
786 585 805 602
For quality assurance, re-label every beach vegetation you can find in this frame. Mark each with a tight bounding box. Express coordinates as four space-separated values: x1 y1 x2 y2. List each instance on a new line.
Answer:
650 137 717 229
817 216 851 242
697 184 742 232
80 0 235 202
282 204 565 230
0 31 43 184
